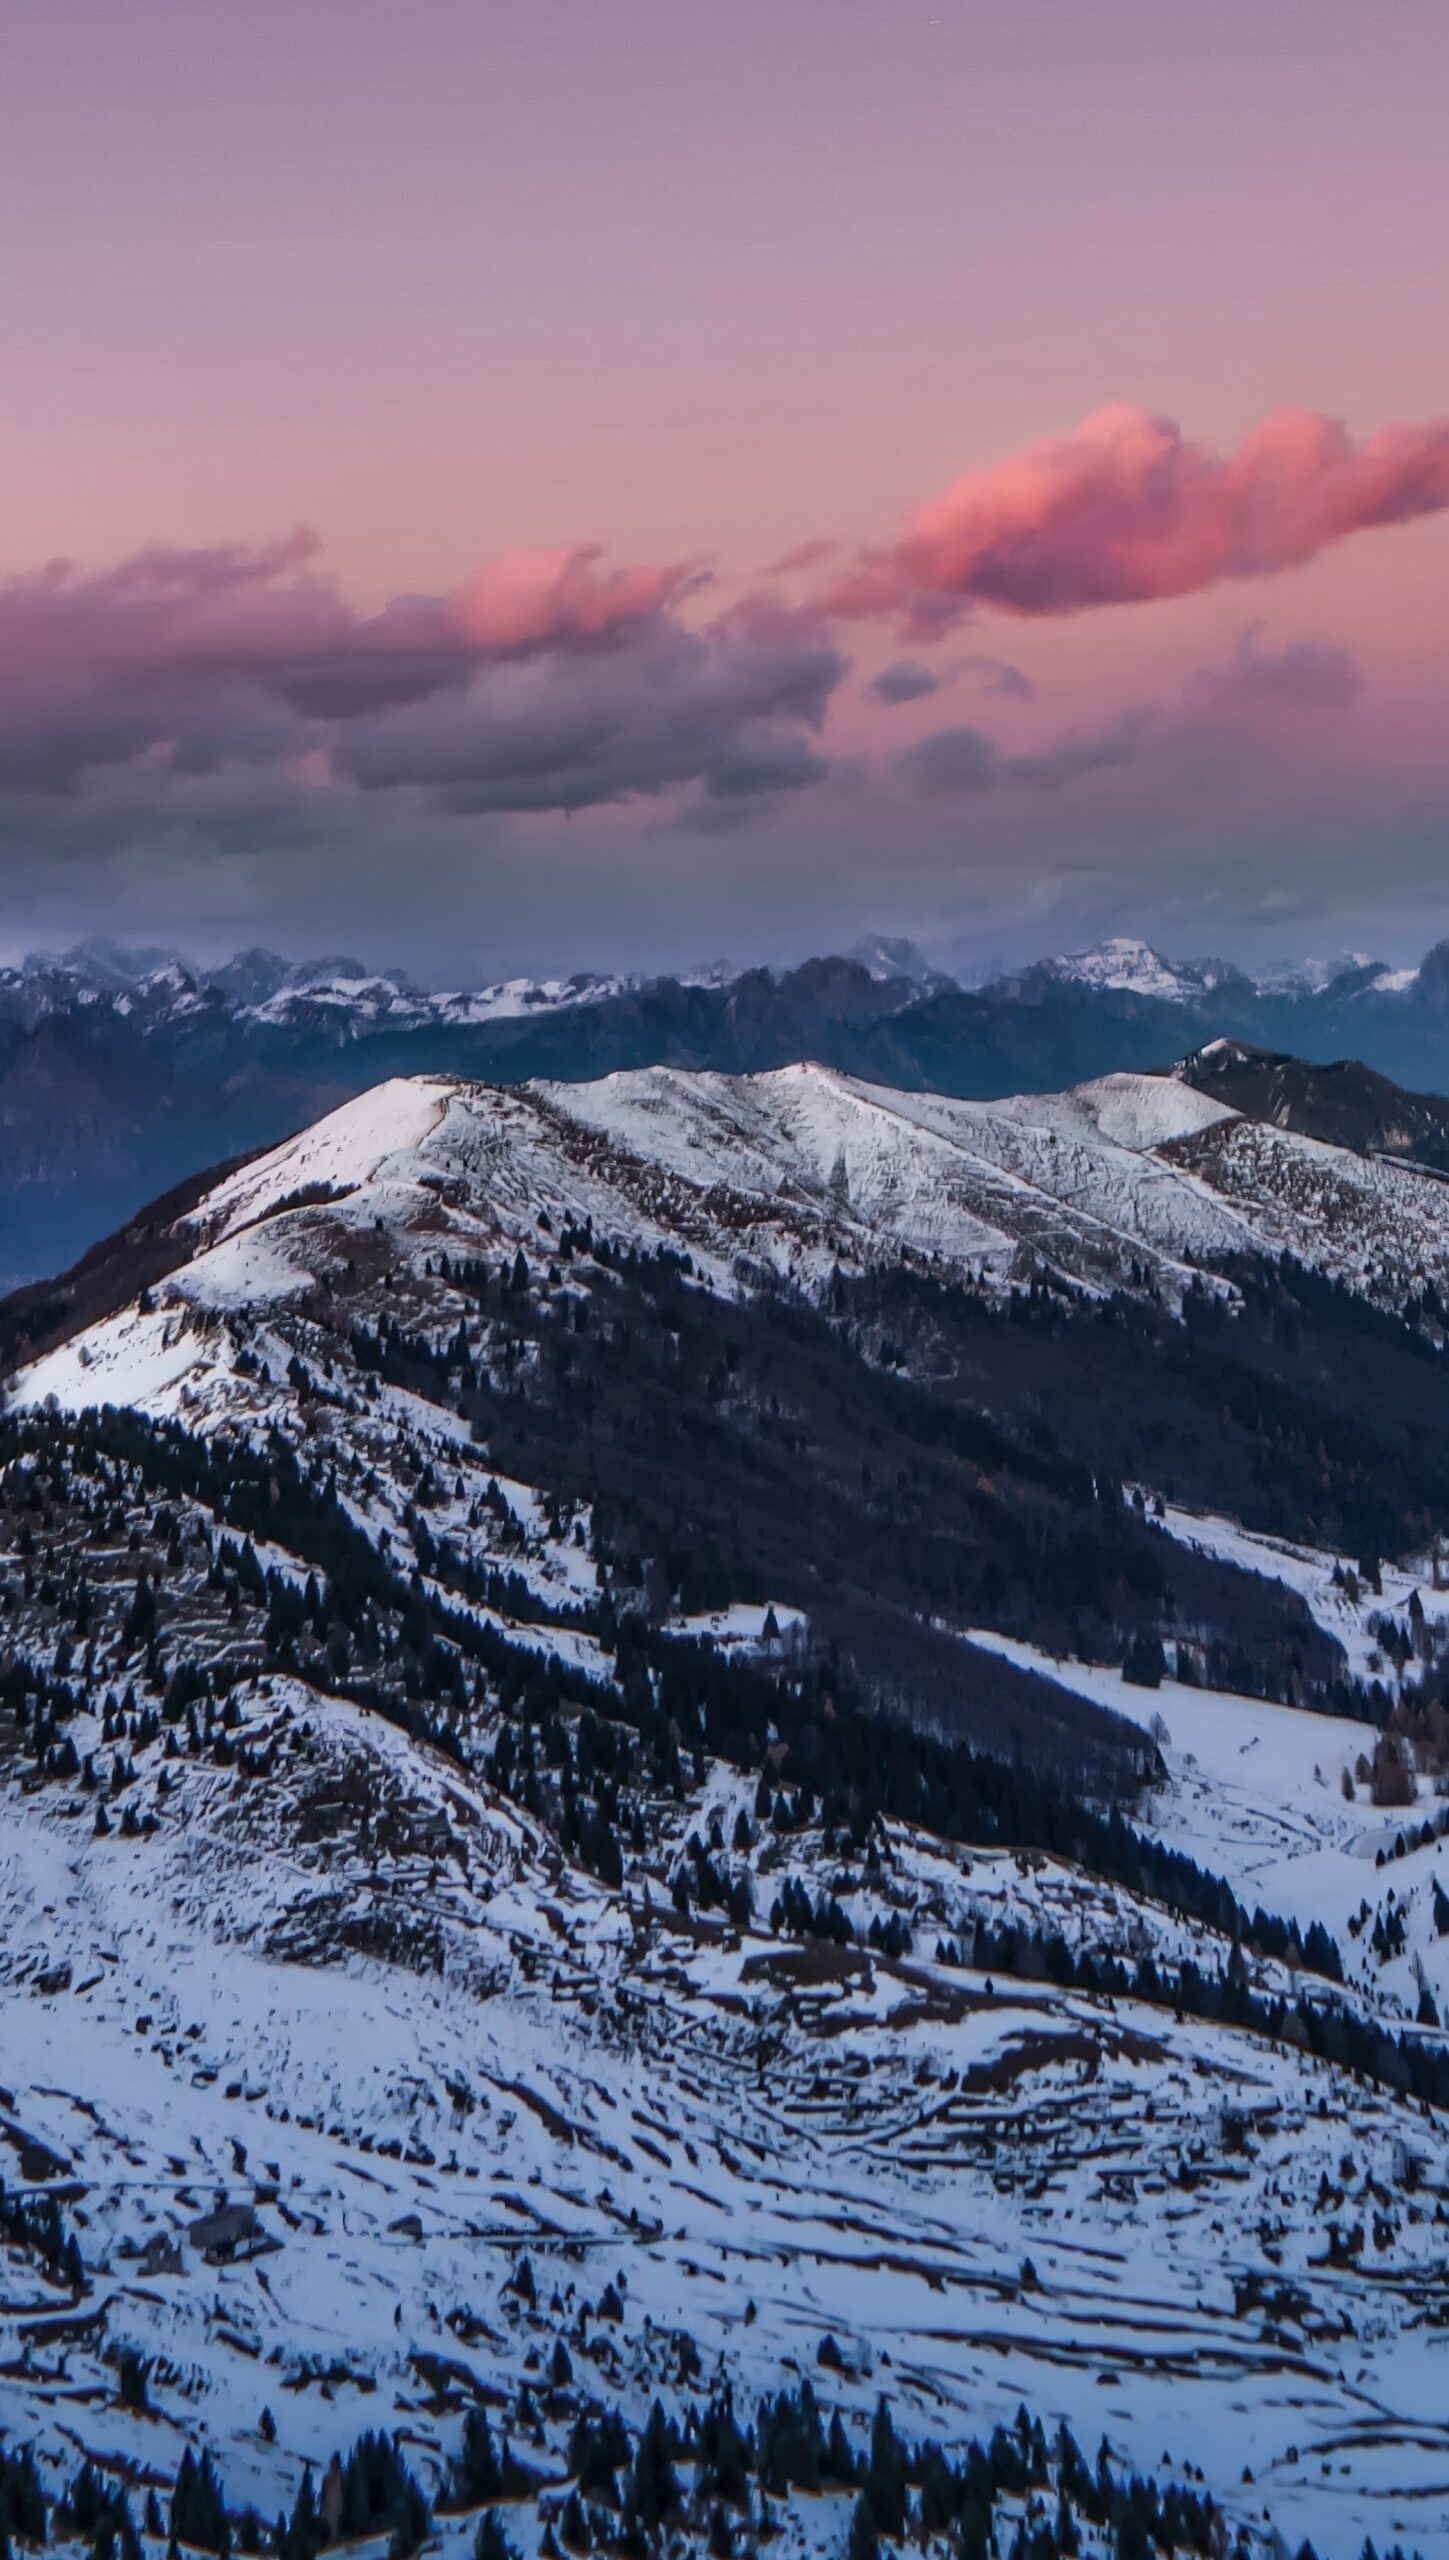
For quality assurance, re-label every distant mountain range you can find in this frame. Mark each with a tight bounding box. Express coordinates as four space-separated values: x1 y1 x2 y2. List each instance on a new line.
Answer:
1005 931 1423 1007
5 925 1449 1289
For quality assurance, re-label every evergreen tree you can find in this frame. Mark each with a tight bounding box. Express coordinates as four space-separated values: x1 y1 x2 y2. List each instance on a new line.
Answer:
473 2515 518 2560
846 2494 880 2560
625 2404 680 2536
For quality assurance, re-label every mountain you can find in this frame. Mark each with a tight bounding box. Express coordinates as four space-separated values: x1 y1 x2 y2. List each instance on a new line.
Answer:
1011 935 1254 1004
7 928 1449 1301
1253 951 1420 1001
1028 938 1423 1007
1182 1038 1449 1169
5 1057 1449 2554
845 932 957 992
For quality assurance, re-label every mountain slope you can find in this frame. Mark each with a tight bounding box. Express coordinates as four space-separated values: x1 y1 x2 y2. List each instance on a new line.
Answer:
1183 1038 1449 1169
11 1055 1449 1367
7 1062 1449 2555
12 1052 1449 1730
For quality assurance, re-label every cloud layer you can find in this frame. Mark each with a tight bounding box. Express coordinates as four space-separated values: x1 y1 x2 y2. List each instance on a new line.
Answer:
823 404 1449 633
0 534 837 818
0 396 1444 974
0 402 1437 826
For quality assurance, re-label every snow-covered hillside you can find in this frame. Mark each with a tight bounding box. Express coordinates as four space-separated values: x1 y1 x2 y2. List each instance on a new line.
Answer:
7 1059 1449 2559
5 1658 1449 2560
17 1055 1449 1441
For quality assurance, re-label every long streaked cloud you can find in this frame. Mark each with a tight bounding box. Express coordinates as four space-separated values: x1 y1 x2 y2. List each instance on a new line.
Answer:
821 403 1449 635
0 532 844 817
901 716 1142 798
0 533 706 769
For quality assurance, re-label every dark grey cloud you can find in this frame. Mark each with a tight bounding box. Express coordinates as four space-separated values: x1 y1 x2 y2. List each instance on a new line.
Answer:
866 659 943 706
900 715 1140 798
901 726 1000 796
1004 715 1143 788
704 738 832 798
958 653 1034 700
340 623 845 816
1191 624 1363 716
0 534 708 800
867 651 1034 710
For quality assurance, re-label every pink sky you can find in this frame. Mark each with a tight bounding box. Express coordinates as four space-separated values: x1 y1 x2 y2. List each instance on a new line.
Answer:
1 0 1447 973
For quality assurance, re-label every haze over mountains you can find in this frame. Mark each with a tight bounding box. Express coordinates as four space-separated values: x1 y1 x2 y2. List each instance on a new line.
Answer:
7 926 1449 1293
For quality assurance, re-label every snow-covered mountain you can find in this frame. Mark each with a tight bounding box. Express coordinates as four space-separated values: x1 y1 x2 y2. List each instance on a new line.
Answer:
6 1056 1449 2554
1253 952 1421 1001
845 933 956 993
8 1049 1449 2549
8 943 639 1037
1022 936 1252 1003
1006 935 1432 1009
5 929 1440 1044
19 1054 1449 1387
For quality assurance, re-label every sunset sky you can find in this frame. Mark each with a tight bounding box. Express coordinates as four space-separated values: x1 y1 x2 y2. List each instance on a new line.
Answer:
3 0 1448 978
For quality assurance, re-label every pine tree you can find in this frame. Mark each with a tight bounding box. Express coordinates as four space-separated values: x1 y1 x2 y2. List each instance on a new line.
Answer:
625 2404 680 2536
846 2494 880 2560
865 2400 908 2540
473 2515 517 2560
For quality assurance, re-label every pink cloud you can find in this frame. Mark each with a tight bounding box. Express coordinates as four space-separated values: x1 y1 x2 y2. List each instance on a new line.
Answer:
821 404 1449 631
765 537 839 578
0 531 698 699
447 543 703 653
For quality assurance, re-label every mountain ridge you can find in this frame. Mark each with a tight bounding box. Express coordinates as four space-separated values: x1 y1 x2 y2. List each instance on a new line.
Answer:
9 930 1449 1295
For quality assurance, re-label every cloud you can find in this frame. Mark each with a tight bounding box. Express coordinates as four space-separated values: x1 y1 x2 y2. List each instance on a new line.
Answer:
449 545 706 655
1191 624 1363 716
958 653 1034 700
867 659 943 706
900 716 1141 798
0 531 841 829
0 402 1441 976
867 651 1033 708
821 404 1449 632
0 532 707 793
766 538 838 578
900 726 1000 796
704 737 832 798
339 619 846 816
1004 715 1143 788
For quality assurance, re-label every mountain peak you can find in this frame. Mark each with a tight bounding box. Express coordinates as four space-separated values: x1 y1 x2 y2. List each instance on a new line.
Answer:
846 932 955 990
1031 936 1237 1002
